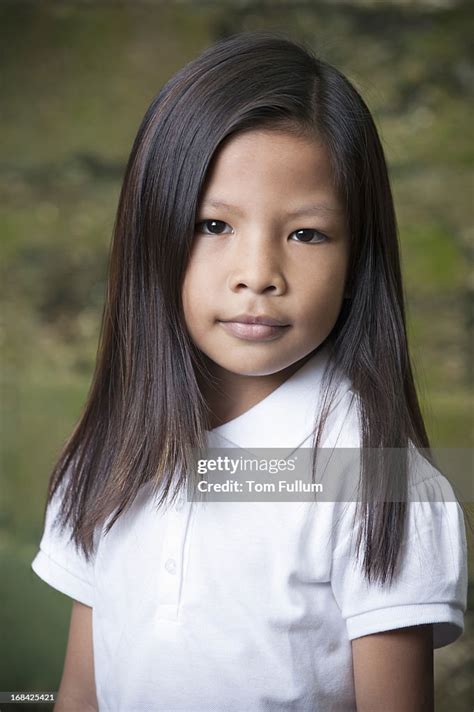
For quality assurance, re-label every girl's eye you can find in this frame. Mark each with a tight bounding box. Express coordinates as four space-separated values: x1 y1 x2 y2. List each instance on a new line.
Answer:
195 220 232 235
290 229 328 244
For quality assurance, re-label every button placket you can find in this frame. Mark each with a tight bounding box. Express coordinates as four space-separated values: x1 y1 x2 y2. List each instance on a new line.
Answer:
164 558 177 575
155 494 192 621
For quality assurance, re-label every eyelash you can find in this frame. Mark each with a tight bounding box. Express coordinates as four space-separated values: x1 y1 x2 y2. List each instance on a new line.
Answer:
194 220 329 244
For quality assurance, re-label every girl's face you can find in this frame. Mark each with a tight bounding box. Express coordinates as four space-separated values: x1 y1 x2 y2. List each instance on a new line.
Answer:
182 128 350 378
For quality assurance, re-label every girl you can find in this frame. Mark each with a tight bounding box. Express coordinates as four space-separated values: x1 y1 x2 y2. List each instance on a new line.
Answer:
31 31 467 711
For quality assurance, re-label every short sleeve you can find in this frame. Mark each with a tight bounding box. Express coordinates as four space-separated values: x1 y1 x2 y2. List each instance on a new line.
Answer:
330 468 468 649
31 475 99 607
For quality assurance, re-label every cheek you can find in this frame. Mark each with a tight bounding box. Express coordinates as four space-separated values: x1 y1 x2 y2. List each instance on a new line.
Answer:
181 267 196 326
299 254 347 301
296 256 348 332
182 262 210 330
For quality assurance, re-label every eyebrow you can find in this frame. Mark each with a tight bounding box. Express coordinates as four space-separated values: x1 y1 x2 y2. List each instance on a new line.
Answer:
199 198 343 218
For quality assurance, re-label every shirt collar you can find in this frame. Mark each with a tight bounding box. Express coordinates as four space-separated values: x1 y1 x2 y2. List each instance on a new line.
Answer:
205 341 337 455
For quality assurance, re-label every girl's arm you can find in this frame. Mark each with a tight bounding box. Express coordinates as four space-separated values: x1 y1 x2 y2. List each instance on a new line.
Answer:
351 624 434 712
54 600 98 712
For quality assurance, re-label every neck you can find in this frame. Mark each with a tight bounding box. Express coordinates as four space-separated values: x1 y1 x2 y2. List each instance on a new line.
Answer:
198 352 316 429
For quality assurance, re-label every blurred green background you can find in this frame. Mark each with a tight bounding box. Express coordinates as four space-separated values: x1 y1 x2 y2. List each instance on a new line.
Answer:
0 0 472 710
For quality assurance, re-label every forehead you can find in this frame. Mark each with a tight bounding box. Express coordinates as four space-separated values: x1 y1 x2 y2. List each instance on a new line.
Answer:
200 129 340 210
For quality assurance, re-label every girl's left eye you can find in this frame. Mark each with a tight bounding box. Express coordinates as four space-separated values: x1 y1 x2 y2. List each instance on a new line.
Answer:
194 221 328 243
289 229 328 244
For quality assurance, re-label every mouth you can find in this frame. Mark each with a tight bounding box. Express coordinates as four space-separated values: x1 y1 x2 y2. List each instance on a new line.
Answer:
220 313 290 327
218 315 291 342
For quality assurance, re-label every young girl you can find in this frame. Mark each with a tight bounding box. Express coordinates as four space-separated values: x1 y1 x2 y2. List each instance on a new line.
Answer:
31 32 467 711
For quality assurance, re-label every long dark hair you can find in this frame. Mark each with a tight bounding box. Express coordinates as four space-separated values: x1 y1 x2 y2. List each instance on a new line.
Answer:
44 30 433 585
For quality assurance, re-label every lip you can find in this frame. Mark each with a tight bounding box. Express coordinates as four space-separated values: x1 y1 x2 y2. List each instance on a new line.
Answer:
218 316 291 342
221 314 290 327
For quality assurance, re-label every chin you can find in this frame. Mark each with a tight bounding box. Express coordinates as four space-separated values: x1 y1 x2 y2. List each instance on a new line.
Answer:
212 352 295 377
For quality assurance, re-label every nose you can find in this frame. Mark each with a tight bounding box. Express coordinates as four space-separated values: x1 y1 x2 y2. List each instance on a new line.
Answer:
227 237 287 296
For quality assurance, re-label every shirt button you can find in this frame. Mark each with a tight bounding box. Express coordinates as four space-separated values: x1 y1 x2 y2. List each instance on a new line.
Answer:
164 558 177 575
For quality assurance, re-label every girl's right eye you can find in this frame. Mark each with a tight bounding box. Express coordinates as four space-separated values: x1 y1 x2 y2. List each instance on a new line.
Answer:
195 220 232 235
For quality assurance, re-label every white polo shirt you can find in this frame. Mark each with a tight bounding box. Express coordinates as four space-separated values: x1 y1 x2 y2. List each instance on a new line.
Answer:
31 344 467 711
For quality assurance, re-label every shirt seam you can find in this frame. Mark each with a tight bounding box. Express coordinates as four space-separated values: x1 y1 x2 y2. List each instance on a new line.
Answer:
37 546 94 589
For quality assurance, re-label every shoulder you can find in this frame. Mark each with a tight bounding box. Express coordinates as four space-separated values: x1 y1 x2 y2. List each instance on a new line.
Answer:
31 471 101 606
329 464 468 649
